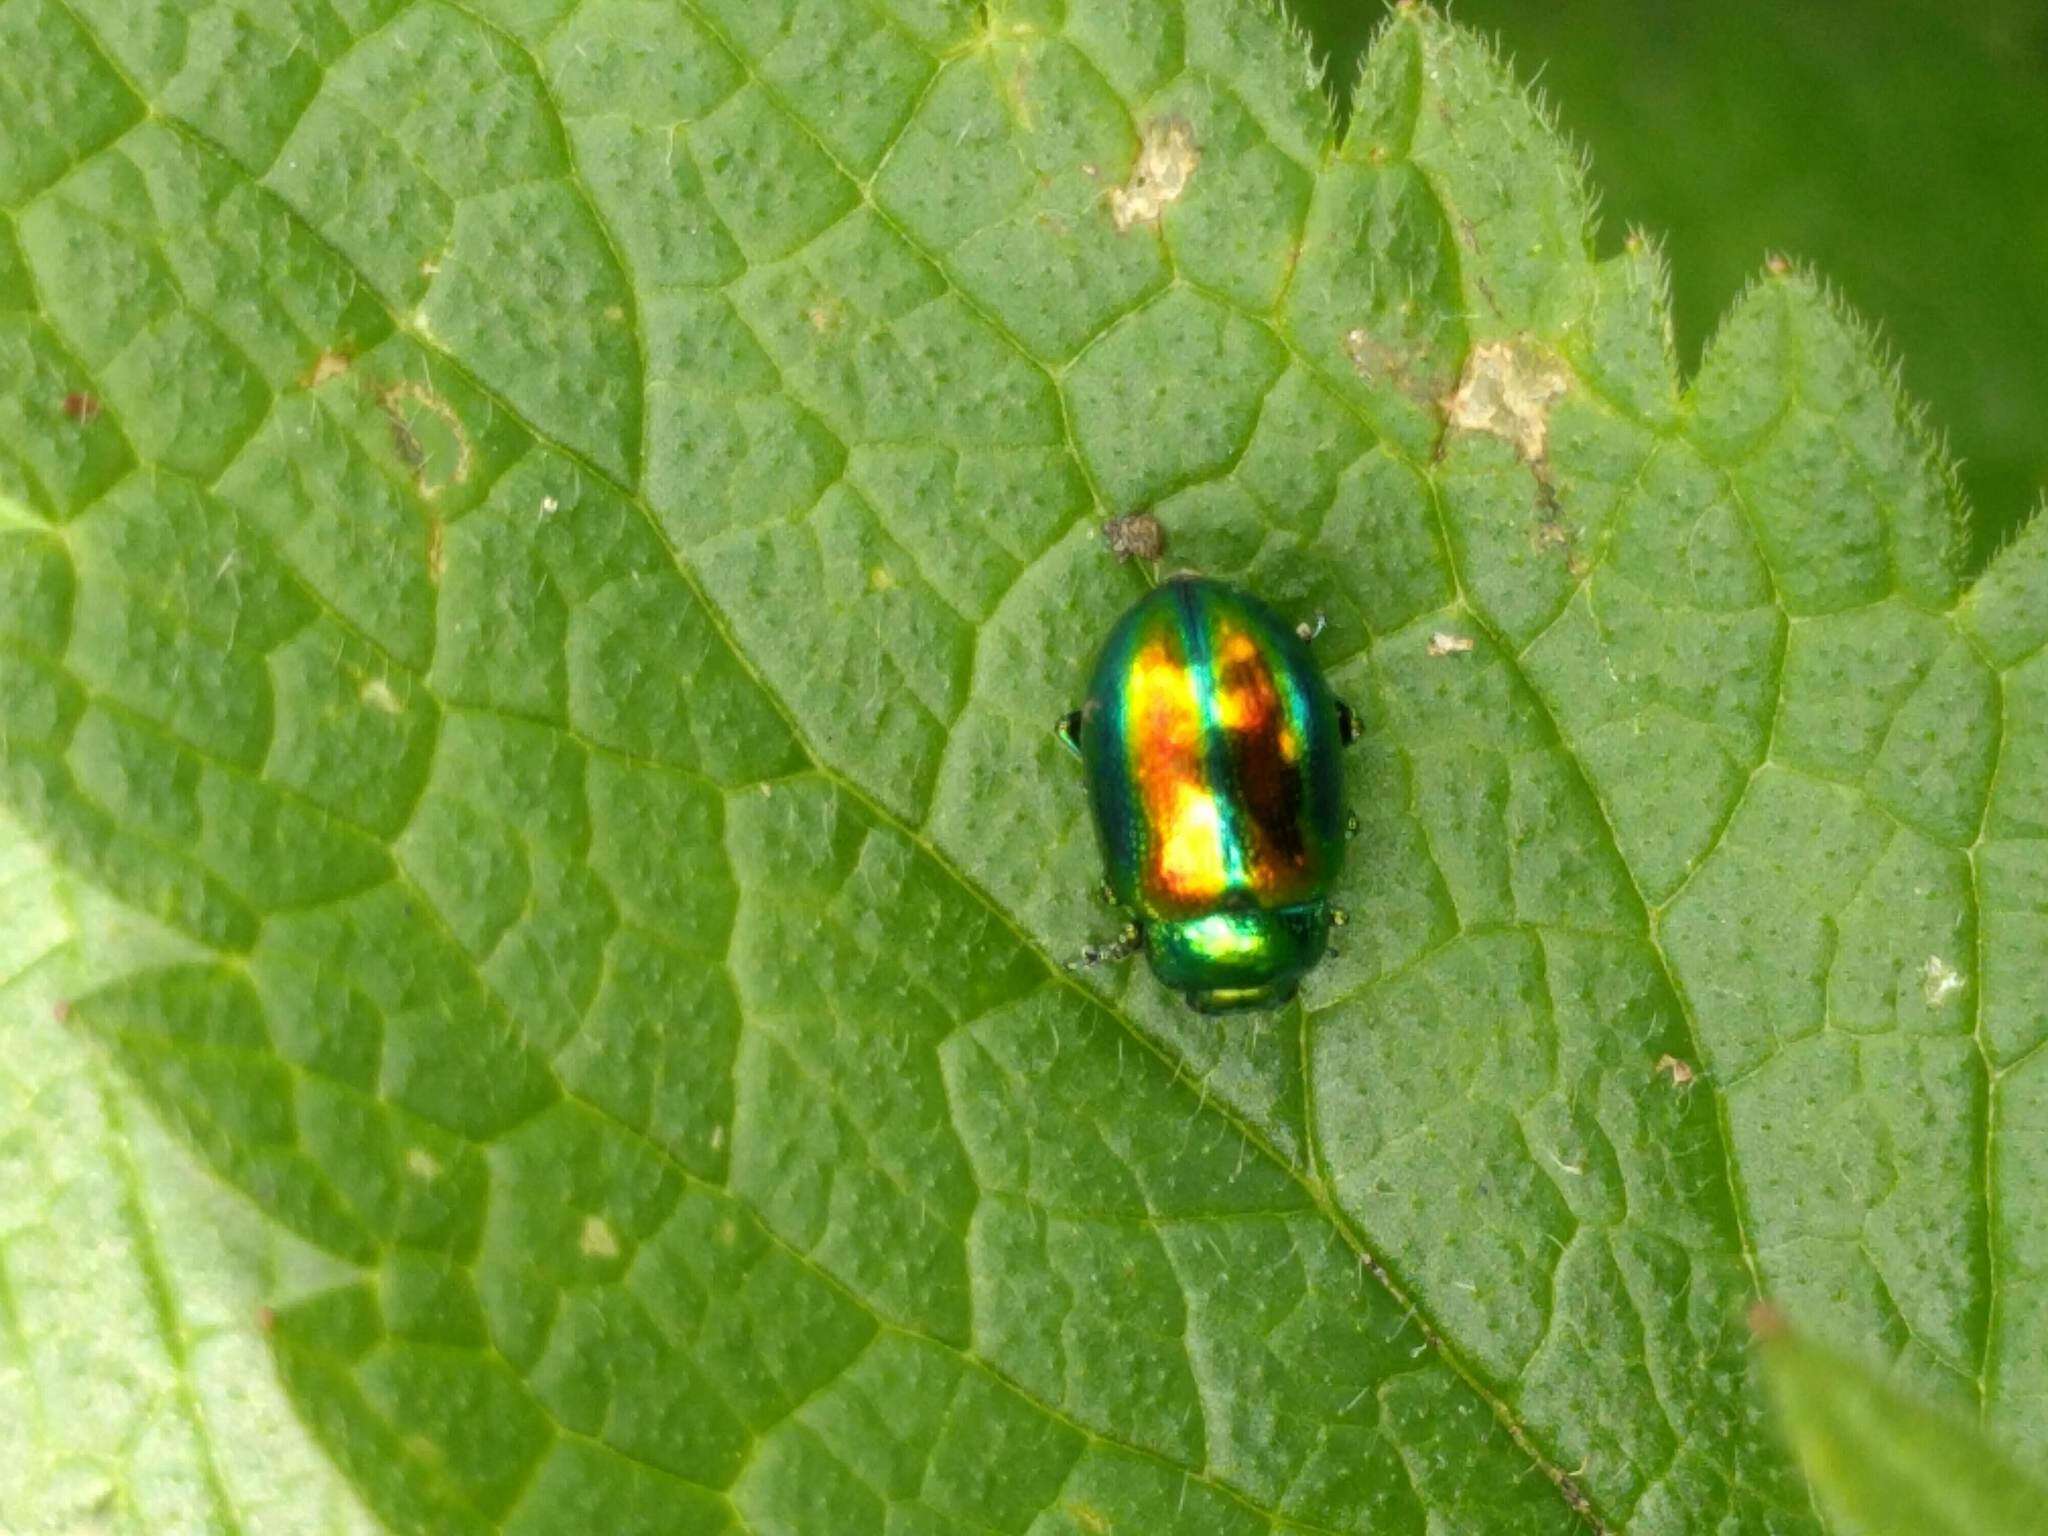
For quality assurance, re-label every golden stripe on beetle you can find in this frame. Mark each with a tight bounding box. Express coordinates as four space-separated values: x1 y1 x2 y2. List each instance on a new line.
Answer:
1058 574 1359 1013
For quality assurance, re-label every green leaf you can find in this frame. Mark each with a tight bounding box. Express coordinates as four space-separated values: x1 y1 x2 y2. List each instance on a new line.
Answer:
1758 1310 2048 1535
1 2 2042 1532
0 820 377 1535
1286 0 2048 567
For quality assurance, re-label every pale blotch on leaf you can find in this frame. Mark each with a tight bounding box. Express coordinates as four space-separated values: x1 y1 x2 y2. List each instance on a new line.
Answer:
1109 118 1199 233
1343 327 1437 402
1428 631 1476 657
1444 340 1571 463
1923 954 1966 1007
304 350 351 389
580 1215 620 1259
360 678 404 716
379 381 472 499
404 1147 441 1179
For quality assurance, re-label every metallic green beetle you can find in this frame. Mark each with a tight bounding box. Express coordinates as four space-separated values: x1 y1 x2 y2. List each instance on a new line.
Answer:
1058 574 1357 1012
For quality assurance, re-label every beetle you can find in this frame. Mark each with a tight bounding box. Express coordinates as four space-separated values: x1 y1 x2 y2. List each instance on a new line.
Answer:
1058 574 1358 1012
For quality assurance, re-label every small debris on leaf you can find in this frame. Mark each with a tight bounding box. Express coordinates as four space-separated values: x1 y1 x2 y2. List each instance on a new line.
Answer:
1427 632 1475 657
1922 954 1966 1007
1100 510 1166 563
1655 1054 1697 1088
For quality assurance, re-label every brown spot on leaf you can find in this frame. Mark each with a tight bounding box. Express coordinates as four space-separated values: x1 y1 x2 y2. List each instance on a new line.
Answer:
61 392 100 424
51 998 71 1023
256 1306 277 1334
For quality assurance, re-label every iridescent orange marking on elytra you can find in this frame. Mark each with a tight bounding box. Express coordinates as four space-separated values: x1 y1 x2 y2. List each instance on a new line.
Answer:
1210 615 1312 900
1212 631 1274 734
1128 632 1227 907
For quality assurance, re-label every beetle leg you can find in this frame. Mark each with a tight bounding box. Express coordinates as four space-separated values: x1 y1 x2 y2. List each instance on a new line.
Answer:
1324 907 1350 960
1054 710 1084 759
1336 700 1362 747
1073 923 1142 970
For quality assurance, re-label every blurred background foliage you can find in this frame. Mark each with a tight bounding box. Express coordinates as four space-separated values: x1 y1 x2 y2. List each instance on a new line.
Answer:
1286 0 2048 569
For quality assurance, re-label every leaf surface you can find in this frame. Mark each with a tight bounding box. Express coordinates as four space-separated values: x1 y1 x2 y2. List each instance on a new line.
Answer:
1759 1314 2048 1536
1 3 2044 1533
